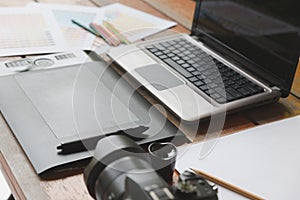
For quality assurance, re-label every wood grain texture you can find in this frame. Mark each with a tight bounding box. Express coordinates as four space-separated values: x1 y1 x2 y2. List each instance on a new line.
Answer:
141 0 196 30
0 0 32 6
0 0 299 199
0 152 26 200
0 112 50 200
242 94 300 125
291 59 300 98
40 175 92 200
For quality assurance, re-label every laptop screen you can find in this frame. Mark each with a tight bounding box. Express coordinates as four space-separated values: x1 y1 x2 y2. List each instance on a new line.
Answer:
192 0 300 97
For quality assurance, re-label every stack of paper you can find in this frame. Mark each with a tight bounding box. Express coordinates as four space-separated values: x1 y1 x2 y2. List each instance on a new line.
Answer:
92 3 177 44
0 7 67 57
27 3 100 50
0 3 176 57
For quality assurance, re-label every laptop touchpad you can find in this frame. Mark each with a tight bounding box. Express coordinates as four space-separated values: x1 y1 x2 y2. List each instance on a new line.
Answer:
135 64 184 91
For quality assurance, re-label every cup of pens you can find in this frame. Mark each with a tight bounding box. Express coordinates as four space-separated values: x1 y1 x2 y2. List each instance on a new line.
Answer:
148 142 177 185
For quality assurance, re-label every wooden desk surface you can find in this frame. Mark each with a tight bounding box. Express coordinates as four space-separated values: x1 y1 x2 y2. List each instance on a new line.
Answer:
0 0 299 199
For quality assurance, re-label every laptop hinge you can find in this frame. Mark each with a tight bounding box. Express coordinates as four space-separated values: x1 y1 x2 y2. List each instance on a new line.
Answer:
191 35 204 46
271 86 281 92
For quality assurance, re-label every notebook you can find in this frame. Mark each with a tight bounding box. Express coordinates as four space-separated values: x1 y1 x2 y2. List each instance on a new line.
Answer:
108 0 300 121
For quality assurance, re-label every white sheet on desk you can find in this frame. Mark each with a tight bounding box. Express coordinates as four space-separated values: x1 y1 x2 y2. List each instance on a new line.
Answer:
27 3 100 50
93 3 177 43
176 115 300 200
0 7 67 57
0 171 11 199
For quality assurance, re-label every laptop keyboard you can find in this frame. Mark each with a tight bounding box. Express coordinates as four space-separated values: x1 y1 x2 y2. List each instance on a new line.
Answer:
145 38 264 104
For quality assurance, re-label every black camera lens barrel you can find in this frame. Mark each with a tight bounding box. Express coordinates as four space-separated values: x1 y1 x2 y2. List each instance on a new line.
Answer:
84 135 149 198
95 156 154 200
84 135 219 200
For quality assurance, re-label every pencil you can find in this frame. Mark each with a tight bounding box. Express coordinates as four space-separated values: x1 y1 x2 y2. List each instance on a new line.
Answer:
71 19 101 37
90 23 120 46
191 168 264 200
103 20 130 44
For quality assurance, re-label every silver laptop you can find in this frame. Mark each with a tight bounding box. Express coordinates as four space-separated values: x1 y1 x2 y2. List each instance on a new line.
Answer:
108 0 300 121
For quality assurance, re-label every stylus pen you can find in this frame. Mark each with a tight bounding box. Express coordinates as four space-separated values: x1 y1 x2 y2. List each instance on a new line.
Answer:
57 126 149 155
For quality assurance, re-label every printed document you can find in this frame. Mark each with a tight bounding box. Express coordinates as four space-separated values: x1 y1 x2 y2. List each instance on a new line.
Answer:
27 3 100 50
0 7 67 57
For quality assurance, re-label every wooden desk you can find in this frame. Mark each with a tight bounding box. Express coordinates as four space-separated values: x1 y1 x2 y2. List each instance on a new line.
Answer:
0 0 299 199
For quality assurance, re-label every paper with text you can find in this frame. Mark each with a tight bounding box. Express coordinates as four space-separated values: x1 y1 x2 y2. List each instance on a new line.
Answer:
0 7 67 57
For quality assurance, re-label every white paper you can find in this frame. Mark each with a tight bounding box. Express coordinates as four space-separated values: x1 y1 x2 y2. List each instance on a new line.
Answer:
93 3 177 43
176 115 300 200
0 7 67 57
27 3 100 50
0 171 11 199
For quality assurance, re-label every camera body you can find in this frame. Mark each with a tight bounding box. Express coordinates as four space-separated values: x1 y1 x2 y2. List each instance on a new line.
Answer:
122 169 218 200
84 135 218 200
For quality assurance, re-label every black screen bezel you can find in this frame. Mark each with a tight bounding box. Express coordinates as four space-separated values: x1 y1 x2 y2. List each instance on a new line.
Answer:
191 0 299 97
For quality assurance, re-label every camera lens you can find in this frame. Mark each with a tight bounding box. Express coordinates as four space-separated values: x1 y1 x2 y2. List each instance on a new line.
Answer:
148 142 177 184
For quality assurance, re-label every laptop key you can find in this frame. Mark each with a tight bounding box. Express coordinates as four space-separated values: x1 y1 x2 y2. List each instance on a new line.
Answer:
148 48 158 53
182 56 190 61
155 44 166 50
177 60 185 65
167 53 175 57
145 45 154 49
171 56 180 61
163 50 171 54
159 55 168 60
186 67 196 72
247 84 264 94
182 63 190 68
227 88 243 99
163 58 193 78
173 50 180 54
189 77 198 82
214 87 226 97
177 53 185 57
154 51 163 56
238 88 251 96
194 80 204 86
192 71 201 76
187 60 196 64
200 85 208 91
216 97 226 104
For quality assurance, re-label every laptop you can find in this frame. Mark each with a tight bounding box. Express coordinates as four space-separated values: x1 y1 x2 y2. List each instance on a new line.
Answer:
108 0 300 121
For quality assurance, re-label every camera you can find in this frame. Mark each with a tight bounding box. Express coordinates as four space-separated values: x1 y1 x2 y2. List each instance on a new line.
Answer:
84 135 218 200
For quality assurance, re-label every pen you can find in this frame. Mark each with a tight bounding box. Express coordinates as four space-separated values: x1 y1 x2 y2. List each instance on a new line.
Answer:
71 19 101 37
57 126 149 155
191 168 264 200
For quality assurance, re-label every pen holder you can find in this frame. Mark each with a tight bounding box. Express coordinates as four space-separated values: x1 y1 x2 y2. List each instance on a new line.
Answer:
148 142 177 185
